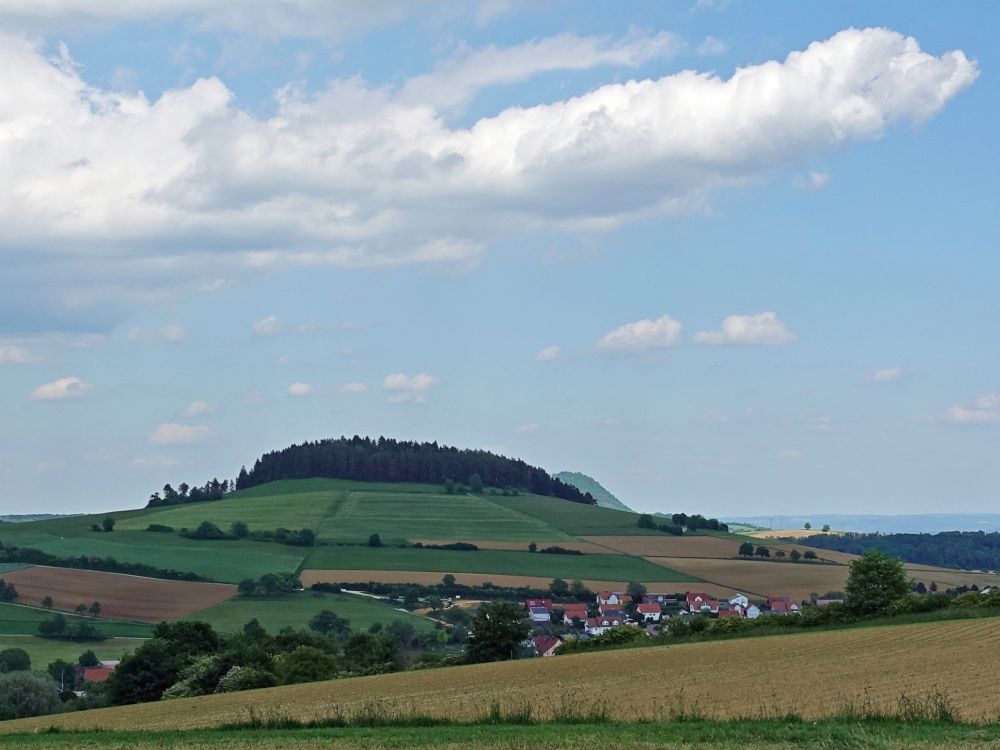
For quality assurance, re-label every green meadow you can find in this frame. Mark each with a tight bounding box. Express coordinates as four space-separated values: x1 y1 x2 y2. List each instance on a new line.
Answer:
185 591 435 635
0 635 147 672
0 603 153 638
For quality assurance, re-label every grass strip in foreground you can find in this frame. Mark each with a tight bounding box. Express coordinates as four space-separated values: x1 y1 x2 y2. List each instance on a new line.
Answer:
3 720 1000 749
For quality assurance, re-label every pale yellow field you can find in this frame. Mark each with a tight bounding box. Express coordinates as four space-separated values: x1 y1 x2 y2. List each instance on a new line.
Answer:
580 535 742 558
299 569 735 598
5 618 1000 733
412 539 613 554
645 556 851 599
747 529 842 539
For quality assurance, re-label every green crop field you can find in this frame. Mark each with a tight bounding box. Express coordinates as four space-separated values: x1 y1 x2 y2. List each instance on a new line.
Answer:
185 591 436 635
304 545 696 582
491 495 659 537
0 635 147 672
0 563 31 574
0 603 154 638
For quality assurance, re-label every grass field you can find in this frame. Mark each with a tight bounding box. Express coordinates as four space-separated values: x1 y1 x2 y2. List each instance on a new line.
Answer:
0 602 153 637
1 722 998 749
0 635 147 671
1 567 236 623
490 495 657 537
184 591 435 634
5 617 999 733
304 546 694 582
583 535 745 558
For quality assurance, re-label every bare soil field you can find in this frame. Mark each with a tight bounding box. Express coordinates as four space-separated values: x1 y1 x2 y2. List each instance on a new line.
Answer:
1 566 236 623
582 535 743 558
5 617 999 732
299 569 735 597
411 539 612 554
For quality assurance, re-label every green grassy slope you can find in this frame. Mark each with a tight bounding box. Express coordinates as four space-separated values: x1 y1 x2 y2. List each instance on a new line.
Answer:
303 546 696 582
0 635 147 672
185 591 435 634
0 602 154 638
555 471 633 512
491 495 658 537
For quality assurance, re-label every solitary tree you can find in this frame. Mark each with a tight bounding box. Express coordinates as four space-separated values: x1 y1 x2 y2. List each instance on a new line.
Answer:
774 550 786 559
230 521 249 539
102 516 116 532
755 545 770 558
88 601 101 618
627 581 647 602
74 603 88 615
367 533 383 548
844 549 909 615
441 574 456 588
465 601 530 664
803 550 817 560
789 549 802 562
0 648 30 673
822 524 831 533
804 522 812 530
40 596 53 609
738 542 755 557
528 542 537 553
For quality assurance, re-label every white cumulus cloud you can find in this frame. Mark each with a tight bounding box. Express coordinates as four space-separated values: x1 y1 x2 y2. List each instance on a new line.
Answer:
596 315 682 354
694 312 797 346
149 422 214 445
871 367 904 383
0 28 978 332
288 382 314 397
184 400 213 416
942 393 1000 426
340 382 368 394
383 372 439 403
534 345 560 362
31 376 92 400
252 316 282 337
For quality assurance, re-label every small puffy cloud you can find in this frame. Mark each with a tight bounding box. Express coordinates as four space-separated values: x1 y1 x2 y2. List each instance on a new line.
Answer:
383 372 439 403
696 36 727 56
943 393 1000 426
534 345 560 362
778 448 802 461
596 315 682 354
793 170 831 191
149 422 213 445
340 382 368 394
128 324 186 344
0 344 39 364
252 315 282 337
871 367 904 384
516 422 540 434
288 382 314 397
184 400 213 416
694 312 797 346
31 376 91 400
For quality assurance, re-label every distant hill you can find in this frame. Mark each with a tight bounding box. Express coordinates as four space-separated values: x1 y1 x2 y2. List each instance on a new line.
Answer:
234 436 596 505
555 472 632 512
0 514 75 523
725 514 1000 534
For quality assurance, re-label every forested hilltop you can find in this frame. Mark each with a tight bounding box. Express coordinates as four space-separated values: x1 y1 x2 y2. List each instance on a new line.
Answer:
803 531 1000 570
232 437 596 504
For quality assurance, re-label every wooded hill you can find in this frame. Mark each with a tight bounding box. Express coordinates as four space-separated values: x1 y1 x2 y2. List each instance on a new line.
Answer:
802 530 1000 570
232 437 596 505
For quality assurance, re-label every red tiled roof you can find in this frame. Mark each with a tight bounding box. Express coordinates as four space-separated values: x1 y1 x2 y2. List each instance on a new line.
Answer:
532 635 562 654
637 603 660 613
81 667 114 683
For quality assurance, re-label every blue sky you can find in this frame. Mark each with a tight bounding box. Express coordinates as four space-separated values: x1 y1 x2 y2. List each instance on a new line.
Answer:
0 1 997 517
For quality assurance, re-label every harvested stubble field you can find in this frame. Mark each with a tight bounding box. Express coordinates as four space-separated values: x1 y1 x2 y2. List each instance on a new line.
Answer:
298 570 731 597
5 618 1000 734
1 566 236 623
582 535 744 558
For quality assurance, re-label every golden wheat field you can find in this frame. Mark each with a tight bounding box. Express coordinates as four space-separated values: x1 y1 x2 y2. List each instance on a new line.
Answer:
4 618 1000 734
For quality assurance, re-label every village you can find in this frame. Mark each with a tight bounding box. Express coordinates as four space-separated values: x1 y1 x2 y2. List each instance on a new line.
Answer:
526 590 803 657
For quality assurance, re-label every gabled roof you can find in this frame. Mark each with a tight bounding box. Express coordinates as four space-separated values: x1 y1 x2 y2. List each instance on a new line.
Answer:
529 606 550 615
532 635 562 654
636 603 661 613
81 666 114 683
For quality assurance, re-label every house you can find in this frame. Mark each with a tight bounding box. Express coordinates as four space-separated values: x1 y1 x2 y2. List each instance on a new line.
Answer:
528 606 551 624
717 608 743 619
524 598 553 612
685 593 711 608
690 599 720 615
767 597 800 615
642 593 673 605
598 603 626 614
635 603 662 622
585 615 624 635
562 603 589 625
597 591 628 606
76 663 116 684
531 635 563 657
729 594 750 609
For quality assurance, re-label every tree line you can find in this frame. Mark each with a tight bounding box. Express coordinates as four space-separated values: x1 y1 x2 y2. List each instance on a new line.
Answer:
800 530 1000 570
231 436 596 504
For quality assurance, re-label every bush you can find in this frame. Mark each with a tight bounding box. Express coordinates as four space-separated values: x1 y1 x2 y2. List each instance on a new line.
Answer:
0 648 30 673
215 665 276 693
182 521 229 541
237 573 301 597
0 672 60 720
368 533 383 548
0 580 17 603
538 546 582 556
146 524 174 533
275 646 341 685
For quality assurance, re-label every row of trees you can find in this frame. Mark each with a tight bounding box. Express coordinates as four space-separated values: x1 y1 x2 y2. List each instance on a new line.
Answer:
737 543 817 561
637 512 729 535
146 479 233 508
801 530 1000 570
233 436 596 504
0 542 207 582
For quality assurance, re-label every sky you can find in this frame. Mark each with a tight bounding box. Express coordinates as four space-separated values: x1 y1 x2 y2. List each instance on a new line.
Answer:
0 1 997 517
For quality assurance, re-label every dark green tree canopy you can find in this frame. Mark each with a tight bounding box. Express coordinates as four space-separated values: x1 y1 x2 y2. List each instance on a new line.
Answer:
845 549 909 615
465 601 530 664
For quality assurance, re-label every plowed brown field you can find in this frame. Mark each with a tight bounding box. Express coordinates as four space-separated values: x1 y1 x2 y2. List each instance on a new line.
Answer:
4 617 999 732
2 566 236 623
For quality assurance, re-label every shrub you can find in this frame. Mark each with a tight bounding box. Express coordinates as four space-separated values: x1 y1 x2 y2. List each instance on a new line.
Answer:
0 648 30 673
275 646 341 685
0 672 59 720
216 665 276 693
146 524 174 533
368 533 383 548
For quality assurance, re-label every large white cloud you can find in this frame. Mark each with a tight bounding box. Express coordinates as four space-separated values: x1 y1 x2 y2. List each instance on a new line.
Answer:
31 376 92 400
0 28 978 331
694 312 797 346
596 315 683 353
